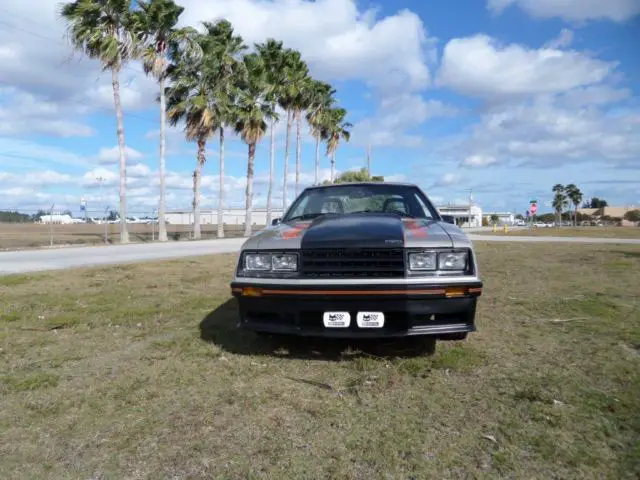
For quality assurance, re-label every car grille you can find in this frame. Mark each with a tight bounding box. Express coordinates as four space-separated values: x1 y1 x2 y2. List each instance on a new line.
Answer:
300 248 406 278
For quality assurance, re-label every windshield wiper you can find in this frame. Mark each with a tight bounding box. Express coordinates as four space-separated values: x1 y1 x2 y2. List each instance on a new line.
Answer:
387 210 415 218
349 209 415 218
286 213 327 222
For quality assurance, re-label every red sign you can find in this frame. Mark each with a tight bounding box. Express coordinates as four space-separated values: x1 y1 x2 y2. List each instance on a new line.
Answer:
530 203 537 214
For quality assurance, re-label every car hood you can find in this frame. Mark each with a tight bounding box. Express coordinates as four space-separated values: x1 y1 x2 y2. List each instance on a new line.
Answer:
242 213 460 250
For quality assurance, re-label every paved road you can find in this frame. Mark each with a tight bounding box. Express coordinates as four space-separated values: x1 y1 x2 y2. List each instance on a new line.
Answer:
1 233 638 275
0 238 246 275
468 234 640 245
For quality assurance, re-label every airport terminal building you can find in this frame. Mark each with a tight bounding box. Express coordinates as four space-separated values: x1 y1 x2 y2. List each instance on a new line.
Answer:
166 202 484 228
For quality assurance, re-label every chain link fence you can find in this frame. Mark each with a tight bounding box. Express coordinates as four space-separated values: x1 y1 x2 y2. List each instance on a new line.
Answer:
0 208 269 250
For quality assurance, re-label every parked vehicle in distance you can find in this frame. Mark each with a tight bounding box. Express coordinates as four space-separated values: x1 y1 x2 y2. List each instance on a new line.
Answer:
230 182 483 353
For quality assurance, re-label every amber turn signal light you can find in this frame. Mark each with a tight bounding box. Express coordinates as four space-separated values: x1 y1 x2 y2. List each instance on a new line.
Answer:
242 287 263 297
445 287 467 298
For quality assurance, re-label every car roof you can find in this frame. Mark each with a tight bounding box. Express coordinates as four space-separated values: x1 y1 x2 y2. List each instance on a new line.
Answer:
304 181 419 190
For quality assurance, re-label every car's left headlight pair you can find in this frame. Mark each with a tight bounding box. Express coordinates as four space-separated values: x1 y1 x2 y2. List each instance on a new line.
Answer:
408 250 468 272
244 253 298 272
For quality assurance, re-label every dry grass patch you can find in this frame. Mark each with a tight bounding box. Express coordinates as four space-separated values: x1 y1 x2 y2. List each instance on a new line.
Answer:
0 222 260 250
0 243 639 479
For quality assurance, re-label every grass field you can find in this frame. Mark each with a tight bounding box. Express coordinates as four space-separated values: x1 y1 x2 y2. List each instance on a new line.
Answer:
485 226 640 239
1 243 639 479
0 222 262 250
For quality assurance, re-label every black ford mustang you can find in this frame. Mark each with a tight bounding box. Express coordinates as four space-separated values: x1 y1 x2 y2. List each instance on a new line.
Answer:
230 182 483 350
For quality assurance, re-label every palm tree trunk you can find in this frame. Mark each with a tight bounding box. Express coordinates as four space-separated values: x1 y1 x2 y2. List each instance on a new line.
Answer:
330 152 335 183
157 74 168 242
266 116 275 225
295 110 302 197
193 139 205 240
282 109 292 212
314 135 320 185
217 127 225 238
244 143 256 237
112 68 129 243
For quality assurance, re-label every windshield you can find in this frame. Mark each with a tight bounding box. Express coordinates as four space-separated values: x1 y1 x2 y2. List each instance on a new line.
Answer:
283 184 439 222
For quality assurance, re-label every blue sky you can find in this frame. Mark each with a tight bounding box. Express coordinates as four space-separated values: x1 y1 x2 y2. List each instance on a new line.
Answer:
0 0 639 217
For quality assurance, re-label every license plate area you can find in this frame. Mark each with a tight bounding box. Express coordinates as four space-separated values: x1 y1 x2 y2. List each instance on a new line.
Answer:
322 311 350 328
356 311 385 328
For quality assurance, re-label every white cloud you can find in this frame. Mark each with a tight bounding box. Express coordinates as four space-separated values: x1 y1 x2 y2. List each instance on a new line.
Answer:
83 168 118 187
449 96 640 168
0 88 94 137
352 94 459 147
461 155 499 168
431 173 464 188
0 1 157 134
0 138 88 168
437 34 615 100
0 170 73 187
544 29 574 49
178 0 433 92
97 145 144 165
558 85 631 108
487 0 640 22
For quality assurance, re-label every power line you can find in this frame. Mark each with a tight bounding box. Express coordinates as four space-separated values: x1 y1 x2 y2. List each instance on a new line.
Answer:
0 7 146 77
0 79 160 126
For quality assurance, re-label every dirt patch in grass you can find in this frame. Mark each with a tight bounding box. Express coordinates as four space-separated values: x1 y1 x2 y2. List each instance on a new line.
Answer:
0 243 639 479
483 226 640 239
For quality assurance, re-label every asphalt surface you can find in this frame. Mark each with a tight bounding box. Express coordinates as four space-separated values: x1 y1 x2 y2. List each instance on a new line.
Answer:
0 238 246 275
1 233 638 275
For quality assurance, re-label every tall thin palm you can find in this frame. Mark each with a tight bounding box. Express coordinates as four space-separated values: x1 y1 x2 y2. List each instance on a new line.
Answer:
234 53 276 237
278 49 308 210
200 20 246 238
59 0 138 243
552 183 565 225
164 29 223 239
131 0 197 242
306 80 335 185
324 108 352 183
255 39 286 225
564 184 583 226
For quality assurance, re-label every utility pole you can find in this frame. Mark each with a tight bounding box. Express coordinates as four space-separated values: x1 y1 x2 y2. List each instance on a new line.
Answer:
366 144 371 176
96 176 108 244
49 202 55 247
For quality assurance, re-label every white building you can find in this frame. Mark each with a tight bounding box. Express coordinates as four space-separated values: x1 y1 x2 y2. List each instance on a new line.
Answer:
38 214 74 224
166 204 486 228
483 212 516 225
435 204 483 228
165 208 284 226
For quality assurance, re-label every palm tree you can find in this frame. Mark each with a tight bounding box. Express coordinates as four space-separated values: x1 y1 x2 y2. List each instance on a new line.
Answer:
199 20 246 239
164 28 226 239
564 184 583 226
234 53 276 237
255 39 287 225
131 0 197 242
278 49 309 210
324 107 352 183
552 183 566 225
59 0 139 243
306 80 335 185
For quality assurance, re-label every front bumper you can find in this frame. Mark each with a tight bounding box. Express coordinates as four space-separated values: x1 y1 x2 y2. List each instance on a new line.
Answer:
230 281 482 338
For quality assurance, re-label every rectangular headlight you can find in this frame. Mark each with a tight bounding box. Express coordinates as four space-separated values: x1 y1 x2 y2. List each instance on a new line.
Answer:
408 251 437 270
245 253 272 271
438 251 468 270
272 254 298 271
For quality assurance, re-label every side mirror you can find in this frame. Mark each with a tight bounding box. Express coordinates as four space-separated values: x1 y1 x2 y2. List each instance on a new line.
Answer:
271 217 281 226
441 215 455 225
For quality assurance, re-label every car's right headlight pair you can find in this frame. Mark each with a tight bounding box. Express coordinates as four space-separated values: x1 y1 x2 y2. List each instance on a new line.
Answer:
408 250 468 272
244 252 298 272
